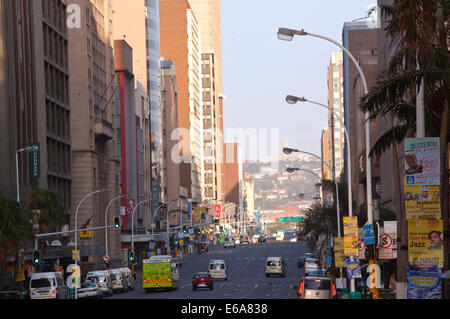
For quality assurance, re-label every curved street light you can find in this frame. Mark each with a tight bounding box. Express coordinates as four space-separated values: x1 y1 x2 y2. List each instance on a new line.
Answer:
131 199 151 249
278 27 372 224
285 95 353 217
283 148 341 238
75 189 111 255
105 194 127 256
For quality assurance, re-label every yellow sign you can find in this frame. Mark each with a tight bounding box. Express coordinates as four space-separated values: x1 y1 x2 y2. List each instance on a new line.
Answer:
408 219 443 263
344 236 359 257
72 250 80 261
404 184 441 220
80 230 92 238
193 207 206 223
334 237 346 267
16 267 25 282
343 217 358 236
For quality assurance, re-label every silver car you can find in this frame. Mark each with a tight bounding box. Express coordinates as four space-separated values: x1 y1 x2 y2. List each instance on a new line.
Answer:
77 281 103 299
304 258 319 275
296 275 337 299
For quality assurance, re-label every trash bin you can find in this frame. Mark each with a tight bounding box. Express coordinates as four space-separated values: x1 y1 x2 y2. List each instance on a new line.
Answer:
339 288 350 299
350 291 362 299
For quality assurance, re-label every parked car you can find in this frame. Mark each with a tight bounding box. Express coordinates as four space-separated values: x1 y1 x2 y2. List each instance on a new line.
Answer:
265 257 286 277
296 275 337 299
304 258 319 275
86 270 113 296
192 272 214 290
107 269 128 293
258 234 266 242
119 267 135 291
29 272 68 300
77 281 103 299
297 252 315 268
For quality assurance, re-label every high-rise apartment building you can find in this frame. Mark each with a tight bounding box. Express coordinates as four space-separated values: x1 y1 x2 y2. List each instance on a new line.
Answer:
188 0 225 211
342 17 379 213
160 0 204 206
111 0 162 229
0 0 71 217
68 0 122 265
327 52 345 180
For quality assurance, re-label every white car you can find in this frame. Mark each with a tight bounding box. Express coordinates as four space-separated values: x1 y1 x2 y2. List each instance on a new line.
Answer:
304 258 319 275
224 236 236 248
77 281 103 299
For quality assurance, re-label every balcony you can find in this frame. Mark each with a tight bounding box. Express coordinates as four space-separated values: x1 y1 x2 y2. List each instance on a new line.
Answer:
95 118 114 142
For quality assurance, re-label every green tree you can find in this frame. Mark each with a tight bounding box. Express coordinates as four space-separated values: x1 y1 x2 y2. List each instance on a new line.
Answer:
0 197 34 290
359 0 449 297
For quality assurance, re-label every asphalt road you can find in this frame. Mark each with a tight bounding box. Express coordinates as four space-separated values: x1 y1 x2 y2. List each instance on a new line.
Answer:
109 236 310 299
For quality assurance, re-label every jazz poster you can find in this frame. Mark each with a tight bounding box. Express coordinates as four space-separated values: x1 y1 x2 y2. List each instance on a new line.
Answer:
404 137 440 186
404 183 441 219
408 219 444 264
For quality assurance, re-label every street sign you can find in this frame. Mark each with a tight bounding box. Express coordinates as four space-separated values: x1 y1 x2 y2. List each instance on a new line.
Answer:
363 224 376 245
103 255 110 263
72 250 80 261
29 142 40 179
379 234 393 249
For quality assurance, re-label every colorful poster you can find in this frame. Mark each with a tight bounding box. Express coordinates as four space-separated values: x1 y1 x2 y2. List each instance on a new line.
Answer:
407 266 442 299
408 219 444 264
343 216 358 236
404 137 440 186
334 237 346 268
344 235 359 257
404 184 441 219
346 257 361 279
363 224 375 245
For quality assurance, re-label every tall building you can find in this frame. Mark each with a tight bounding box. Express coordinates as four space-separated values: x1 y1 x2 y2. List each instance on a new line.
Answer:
0 0 71 217
327 52 345 180
342 16 379 214
224 142 243 214
321 128 332 180
160 0 204 207
188 0 225 212
68 0 123 265
111 0 162 232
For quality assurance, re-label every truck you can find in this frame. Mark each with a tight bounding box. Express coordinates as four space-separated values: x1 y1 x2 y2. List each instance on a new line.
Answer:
142 255 180 292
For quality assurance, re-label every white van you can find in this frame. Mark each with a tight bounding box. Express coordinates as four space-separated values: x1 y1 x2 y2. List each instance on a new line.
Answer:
107 269 128 293
265 257 286 277
29 272 68 299
86 270 113 296
224 236 236 248
208 259 228 280
119 267 135 291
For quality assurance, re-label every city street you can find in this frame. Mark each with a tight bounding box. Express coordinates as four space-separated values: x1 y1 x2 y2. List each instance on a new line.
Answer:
110 237 307 299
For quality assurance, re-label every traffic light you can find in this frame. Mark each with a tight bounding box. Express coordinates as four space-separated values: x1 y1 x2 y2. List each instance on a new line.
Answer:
183 226 187 234
214 219 218 225
128 249 135 263
33 250 41 265
196 228 201 235
174 238 178 245
113 216 121 229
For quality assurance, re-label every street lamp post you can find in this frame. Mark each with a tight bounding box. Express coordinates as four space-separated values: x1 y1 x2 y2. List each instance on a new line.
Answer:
16 146 34 203
285 95 353 217
131 199 151 249
284 148 341 238
75 189 111 255
105 194 127 257
277 27 373 224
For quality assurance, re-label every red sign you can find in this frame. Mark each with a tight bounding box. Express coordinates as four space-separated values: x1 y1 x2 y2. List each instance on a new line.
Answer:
215 205 221 219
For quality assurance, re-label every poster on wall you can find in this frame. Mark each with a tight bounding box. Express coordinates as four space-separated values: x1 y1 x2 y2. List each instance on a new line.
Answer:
346 257 361 279
404 184 441 220
334 237 346 268
404 137 440 186
407 265 442 299
408 219 444 264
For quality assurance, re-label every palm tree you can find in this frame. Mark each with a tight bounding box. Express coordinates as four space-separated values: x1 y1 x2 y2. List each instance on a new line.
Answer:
359 0 449 298
0 197 34 290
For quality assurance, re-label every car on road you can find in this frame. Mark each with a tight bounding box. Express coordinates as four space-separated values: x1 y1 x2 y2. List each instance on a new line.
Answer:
265 257 286 277
29 272 68 300
304 258 319 275
258 234 266 242
308 269 329 277
77 281 103 299
108 269 129 293
296 275 337 299
297 252 315 268
239 235 249 244
276 232 285 241
224 236 236 248
192 272 214 290
209 259 228 280
86 270 113 296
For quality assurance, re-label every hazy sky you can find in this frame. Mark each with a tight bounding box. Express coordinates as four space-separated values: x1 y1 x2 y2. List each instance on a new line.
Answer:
221 0 377 161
